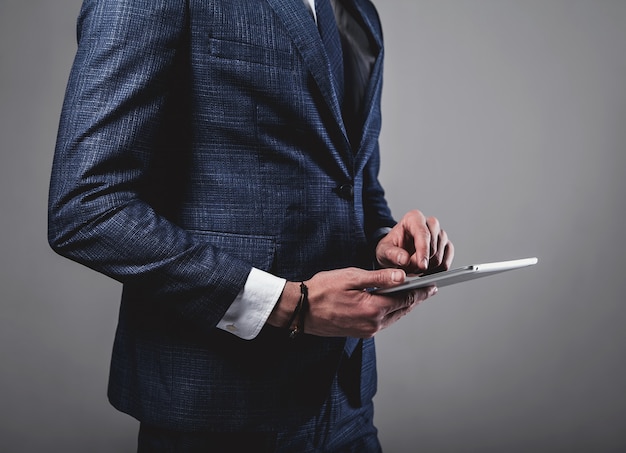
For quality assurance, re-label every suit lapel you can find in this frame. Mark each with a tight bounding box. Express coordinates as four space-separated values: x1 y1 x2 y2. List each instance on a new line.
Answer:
344 0 384 169
265 0 346 135
265 0 384 170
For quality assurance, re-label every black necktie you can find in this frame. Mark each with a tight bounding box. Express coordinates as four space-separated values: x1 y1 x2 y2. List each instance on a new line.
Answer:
315 0 344 104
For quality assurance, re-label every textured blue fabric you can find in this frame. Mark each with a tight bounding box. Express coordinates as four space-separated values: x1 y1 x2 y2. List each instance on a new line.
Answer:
48 0 395 432
316 0 345 105
138 376 381 452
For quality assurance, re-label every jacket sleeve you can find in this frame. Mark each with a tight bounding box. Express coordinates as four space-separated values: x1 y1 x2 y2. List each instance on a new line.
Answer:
357 3 396 246
48 0 251 327
362 138 397 245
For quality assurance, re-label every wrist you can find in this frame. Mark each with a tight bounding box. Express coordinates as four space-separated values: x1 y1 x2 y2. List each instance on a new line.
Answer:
372 226 393 246
266 281 300 328
287 282 309 338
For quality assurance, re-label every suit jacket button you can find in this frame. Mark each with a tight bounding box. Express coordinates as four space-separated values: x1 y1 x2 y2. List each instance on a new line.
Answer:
337 184 354 200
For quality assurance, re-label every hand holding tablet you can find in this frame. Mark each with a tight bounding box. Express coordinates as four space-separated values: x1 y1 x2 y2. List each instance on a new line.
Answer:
372 257 538 294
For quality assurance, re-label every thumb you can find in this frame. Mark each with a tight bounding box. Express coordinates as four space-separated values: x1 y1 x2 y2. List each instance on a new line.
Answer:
356 268 406 290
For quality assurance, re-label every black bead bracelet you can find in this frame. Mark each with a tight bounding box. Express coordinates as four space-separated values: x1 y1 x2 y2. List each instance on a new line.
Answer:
288 282 309 339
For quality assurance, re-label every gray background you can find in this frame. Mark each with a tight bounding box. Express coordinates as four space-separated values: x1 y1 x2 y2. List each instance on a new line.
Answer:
1 0 624 451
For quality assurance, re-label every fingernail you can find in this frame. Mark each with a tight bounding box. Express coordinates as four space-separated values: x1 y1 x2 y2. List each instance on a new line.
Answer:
421 258 429 269
397 253 405 265
430 286 438 296
391 270 403 283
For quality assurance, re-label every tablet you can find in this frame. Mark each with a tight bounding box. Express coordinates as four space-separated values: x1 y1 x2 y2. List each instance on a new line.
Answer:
373 257 538 294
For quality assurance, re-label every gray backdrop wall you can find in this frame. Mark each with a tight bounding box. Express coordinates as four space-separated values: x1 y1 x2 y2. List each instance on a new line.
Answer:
1 0 624 452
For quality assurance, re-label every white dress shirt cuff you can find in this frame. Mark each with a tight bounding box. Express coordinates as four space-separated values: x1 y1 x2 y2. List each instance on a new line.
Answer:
217 268 286 340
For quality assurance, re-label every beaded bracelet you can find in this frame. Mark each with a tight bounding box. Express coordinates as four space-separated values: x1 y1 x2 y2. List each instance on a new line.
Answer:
288 282 309 339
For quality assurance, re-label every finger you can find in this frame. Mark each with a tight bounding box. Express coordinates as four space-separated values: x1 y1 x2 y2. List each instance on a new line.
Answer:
387 285 437 313
425 216 441 259
403 214 431 270
410 285 438 305
377 241 410 268
380 305 412 330
425 240 454 274
349 267 407 290
441 240 455 270
380 286 437 328
431 228 447 267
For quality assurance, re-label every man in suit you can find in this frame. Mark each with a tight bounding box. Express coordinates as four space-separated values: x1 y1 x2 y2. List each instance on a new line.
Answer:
48 0 453 450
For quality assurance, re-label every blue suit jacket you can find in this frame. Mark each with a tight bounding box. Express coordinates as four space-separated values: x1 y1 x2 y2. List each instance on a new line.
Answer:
49 0 395 431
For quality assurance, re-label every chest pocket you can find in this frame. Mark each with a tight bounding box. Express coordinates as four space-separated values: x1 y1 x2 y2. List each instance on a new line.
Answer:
203 0 297 70
208 37 296 70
